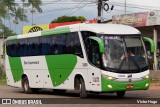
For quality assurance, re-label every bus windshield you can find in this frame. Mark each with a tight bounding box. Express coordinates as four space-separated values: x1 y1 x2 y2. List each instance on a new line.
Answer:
102 35 148 73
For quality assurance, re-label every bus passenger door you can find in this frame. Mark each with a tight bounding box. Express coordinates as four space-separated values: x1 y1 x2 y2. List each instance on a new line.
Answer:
86 39 102 91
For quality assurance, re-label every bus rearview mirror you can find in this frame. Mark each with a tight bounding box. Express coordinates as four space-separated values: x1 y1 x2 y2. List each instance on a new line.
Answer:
88 36 105 54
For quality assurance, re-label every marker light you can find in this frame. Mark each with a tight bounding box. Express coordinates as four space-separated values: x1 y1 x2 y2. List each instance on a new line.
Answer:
145 83 149 87
108 85 112 88
142 74 149 79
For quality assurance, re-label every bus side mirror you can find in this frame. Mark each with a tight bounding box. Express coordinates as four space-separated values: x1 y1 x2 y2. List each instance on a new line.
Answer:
143 37 155 53
88 36 105 54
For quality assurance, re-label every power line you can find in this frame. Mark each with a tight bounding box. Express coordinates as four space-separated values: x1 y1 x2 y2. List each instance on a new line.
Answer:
108 2 160 11
67 4 92 16
110 1 160 9
26 4 96 15
35 4 96 18
66 1 96 16
64 0 87 16
41 0 62 6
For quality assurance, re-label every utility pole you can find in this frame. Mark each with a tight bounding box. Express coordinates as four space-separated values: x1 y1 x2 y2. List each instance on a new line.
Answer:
97 0 102 23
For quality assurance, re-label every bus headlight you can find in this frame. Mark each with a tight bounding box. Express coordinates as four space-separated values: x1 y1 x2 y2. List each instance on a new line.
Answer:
102 74 117 80
142 74 149 79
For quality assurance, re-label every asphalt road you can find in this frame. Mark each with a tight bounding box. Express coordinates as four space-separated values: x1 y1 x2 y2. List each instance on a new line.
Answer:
0 85 160 107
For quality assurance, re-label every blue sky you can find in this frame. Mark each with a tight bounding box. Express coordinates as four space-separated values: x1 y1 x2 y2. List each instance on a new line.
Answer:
5 0 160 34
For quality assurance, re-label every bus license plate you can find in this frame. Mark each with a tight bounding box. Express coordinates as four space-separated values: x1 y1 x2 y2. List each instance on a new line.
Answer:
126 84 134 89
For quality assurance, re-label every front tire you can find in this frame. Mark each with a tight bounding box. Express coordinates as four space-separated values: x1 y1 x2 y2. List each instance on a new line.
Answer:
22 77 32 94
116 91 125 98
79 78 87 98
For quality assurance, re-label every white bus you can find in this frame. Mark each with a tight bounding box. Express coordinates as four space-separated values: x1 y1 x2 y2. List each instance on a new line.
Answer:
5 24 150 98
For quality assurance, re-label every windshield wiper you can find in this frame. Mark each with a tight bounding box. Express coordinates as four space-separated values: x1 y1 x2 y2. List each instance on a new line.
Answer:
130 56 141 72
118 56 141 72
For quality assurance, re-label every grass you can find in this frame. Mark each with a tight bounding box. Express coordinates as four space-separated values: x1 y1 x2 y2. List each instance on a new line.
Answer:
0 72 7 85
0 64 7 85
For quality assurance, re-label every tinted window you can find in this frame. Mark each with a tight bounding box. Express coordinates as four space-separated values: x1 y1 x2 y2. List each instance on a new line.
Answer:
6 32 83 57
66 32 83 57
27 37 39 56
55 34 66 54
20 39 28 56
41 36 52 55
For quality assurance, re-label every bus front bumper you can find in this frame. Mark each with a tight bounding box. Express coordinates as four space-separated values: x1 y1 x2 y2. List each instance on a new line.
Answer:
101 77 150 92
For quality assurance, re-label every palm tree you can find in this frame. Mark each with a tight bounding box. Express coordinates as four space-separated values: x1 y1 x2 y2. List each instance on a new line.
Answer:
0 1 8 25
28 0 43 25
21 0 30 31
1 0 18 29
10 7 28 32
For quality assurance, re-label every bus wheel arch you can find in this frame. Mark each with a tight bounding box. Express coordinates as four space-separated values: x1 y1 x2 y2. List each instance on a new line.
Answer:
21 74 27 87
74 74 87 98
21 75 32 94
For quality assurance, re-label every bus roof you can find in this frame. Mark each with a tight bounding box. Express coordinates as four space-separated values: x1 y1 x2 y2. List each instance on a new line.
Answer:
72 23 140 35
7 23 141 40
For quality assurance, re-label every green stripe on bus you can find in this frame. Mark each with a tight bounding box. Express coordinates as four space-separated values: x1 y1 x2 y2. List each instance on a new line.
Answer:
45 54 77 87
7 35 18 40
41 27 70 36
8 56 23 82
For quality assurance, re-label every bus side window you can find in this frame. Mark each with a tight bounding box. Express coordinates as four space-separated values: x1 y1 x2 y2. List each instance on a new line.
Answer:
41 36 52 55
23 39 28 56
38 37 42 55
41 37 46 55
6 41 11 56
51 36 57 54
13 41 17 57
33 38 39 56
27 38 32 56
20 40 24 56
27 37 38 56
55 35 66 54
66 32 83 58
66 33 73 54
46 36 52 55
74 33 83 57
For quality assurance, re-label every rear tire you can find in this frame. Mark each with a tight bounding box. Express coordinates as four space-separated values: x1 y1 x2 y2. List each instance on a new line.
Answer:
79 78 87 98
22 77 32 94
116 91 125 98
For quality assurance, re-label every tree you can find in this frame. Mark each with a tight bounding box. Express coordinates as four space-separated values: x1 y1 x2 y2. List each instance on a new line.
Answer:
0 23 17 37
21 0 27 29
51 16 86 23
0 0 18 29
28 0 43 25
10 6 28 31
0 2 8 24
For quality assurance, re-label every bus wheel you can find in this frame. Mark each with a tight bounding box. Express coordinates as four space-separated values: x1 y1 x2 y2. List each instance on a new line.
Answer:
116 91 125 98
79 78 87 98
22 77 32 94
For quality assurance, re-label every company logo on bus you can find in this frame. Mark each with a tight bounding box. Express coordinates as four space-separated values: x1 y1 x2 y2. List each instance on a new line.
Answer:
128 74 132 78
28 26 43 33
